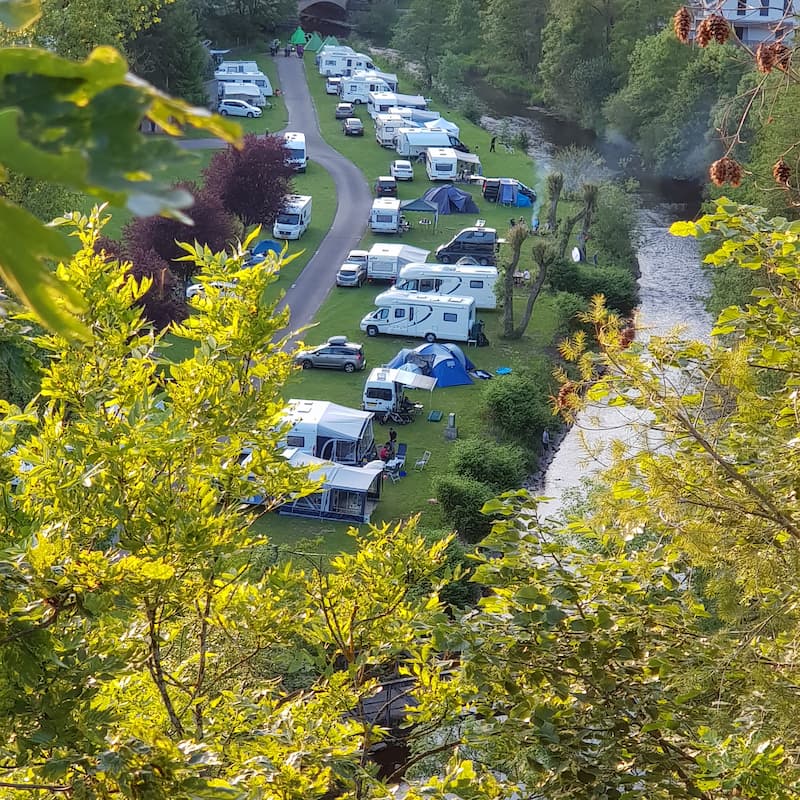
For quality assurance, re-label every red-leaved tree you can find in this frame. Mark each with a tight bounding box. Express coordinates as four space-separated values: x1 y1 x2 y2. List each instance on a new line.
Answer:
122 181 237 280
124 246 189 329
203 134 295 227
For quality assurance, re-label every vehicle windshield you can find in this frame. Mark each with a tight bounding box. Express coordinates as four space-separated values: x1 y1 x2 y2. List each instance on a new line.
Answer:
277 212 300 224
286 146 304 158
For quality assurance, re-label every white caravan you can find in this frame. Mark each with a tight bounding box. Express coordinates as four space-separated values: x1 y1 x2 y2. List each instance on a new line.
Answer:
221 82 266 107
375 114 417 147
425 147 459 181
366 243 430 282
283 132 307 172
395 263 498 309
360 291 477 343
340 75 391 104
369 198 402 234
353 68 399 92
319 50 374 77
215 64 273 96
273 194 312 240
367 91 428 119
394 128 454 157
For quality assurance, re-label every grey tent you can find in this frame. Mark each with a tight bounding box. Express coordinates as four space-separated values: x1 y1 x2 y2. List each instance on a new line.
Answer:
399 197 439 230
422 185 480 215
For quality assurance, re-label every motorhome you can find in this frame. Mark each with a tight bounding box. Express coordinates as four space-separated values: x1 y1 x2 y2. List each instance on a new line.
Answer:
221 82 266 107
395 263 498 309
273 194 312 240
360 291 477 343
283 132 307 172
425 147 459 181
319 50 374 77
317 46 355 76
375 114 416 147
435 227 500 265
362 368 436 416
394 129 453 158
214 64 273 96
354 68 399 92
325 76 342 95
340 75 391 104
366 243 430 282
369 198 402 234
367 91 428 119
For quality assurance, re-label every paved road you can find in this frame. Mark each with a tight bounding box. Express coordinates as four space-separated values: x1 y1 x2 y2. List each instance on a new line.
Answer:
181 58 372 335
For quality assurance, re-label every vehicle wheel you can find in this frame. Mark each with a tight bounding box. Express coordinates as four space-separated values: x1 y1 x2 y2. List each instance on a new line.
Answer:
367 325 378 337
247 112 254 118
220 109 229 116
301 360 313 369
354 98 362 104
439 254 451 264
425 332 436 343
344 362 356 373
479 257 489 266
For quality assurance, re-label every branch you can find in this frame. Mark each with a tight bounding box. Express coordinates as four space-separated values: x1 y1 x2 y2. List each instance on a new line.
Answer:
145 601 185 736
0 781 70 792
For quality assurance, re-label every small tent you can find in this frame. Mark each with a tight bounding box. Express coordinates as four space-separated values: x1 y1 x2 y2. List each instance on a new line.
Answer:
320 35 339 48
400 197 439 230
422 185 480 215
424 118 460 138
498 178 536 207
290 27 307 45
306 32 324 51
386 343 475 387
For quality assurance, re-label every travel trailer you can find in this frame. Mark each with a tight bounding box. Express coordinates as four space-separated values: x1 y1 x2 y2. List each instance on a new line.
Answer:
340 75 391 104
369 198 402 234
367 91 428 119
360 291 477 343
221 82 266 107
273 194 312 240
214 63 273 96
425 147 459 181
366 243 430 282
283 132 307 172
362 368 437 416
394 129 454 158
375 114 416 147
395 263 499 309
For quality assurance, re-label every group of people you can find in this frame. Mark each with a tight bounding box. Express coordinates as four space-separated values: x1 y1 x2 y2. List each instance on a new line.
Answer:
378 428 398 462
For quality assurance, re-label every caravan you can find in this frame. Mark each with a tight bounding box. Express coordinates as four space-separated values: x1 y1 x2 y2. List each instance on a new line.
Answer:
340 75 391 104
317 46 355 76
369 198 401 234
215 62 273 97
375 114 415 147
273 195 312 240
354 68 399 92
367 91 428 119
395 263 498 309
425 147 459 181
395 129 454 158
360 291 477 343
221 82 266 107
366 243 430 282
283 132 307 172
319 49 374 77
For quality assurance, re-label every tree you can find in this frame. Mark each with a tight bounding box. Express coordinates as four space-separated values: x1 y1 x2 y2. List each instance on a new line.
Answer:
391 0 449 89
191 0 295 42
545 171 564 231
353 0 399 44
203 135 295 228
124 245 189 328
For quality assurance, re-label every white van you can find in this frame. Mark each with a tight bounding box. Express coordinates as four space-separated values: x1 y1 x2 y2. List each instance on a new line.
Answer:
369 198 401 234
366 243 430 282
273 195 312 240
283 132 307 173
360 290 477 343
340 76 391 104
395 263 498 309
362 367 436 415
425 147 459 181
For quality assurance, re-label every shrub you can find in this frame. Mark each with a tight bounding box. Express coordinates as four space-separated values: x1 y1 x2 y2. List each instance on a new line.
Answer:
550 262 638 316
125 246 189 329
433 474 494 544
457 92 484 124
513 129 531 153
591 182 640 270
449 438 526 492
551 291 588 337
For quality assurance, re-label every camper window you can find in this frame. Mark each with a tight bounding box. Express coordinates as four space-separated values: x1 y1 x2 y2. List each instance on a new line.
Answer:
286 435 305 447
419 279 440 292
376 214 394 223
443 312 458 322
469 279 484 288
277 212 300 224
394 308 405 318
435 164 451 172
376 309 389 319
366 387 393 401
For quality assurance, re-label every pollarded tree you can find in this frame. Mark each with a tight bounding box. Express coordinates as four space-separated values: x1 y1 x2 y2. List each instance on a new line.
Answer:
203 134 295 228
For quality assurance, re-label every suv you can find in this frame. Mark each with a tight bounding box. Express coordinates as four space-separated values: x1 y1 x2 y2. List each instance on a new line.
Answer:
217 99 262 118
390 160 414 181
335 102 354 119
336 261 367 287
293 336 366 373
342 118 364 136
435 227 500 266
374 176 398 197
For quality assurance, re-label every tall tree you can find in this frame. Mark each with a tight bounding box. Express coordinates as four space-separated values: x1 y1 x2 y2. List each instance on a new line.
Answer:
391 0 448 89
545 171 564 231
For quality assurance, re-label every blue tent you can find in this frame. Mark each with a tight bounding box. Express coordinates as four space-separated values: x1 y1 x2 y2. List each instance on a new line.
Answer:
422 185 479 215
386 342 474 387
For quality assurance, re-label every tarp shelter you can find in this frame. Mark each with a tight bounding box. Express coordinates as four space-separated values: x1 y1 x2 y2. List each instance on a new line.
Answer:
290 27 307 45
424 118 460 138
400 197 439 230
456 151 483 176
387 343 475 387
498 178 535 207
305 32 324 51
422 185 480 216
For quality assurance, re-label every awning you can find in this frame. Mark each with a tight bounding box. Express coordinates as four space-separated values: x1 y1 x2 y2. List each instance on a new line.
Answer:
374 368 437 392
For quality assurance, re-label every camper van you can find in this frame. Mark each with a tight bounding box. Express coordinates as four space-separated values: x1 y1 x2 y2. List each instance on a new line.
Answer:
425 147 459 181
319 50 374 77
366 243 430 282
395 263 498 309
375 114 414 147
360 291 477 343
369 198 402 234
317 46 355 76
367 92 428 119
435 227 500 265
354 69 399 92
273 195 312 240
394 129 453 158
283 132 307 172
214 67 273 97
221 82 266 107
340 75 391 104
362 368 436 416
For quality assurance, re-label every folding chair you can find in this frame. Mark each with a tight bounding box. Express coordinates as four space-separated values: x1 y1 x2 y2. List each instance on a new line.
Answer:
396 443 407 467
414 450 431 470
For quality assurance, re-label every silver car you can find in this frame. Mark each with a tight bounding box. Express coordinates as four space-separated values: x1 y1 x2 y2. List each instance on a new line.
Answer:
336 262 367 287
294 336 366 373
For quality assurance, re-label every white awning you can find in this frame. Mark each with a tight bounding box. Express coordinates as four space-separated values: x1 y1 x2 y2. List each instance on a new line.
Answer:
371 368 437 392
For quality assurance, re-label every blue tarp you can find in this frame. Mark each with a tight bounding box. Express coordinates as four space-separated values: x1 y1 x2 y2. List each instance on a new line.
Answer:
422 185 479 215
387 342 475 387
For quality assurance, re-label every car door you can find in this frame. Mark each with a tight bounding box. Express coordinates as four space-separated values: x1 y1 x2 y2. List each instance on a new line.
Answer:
314 347 335 368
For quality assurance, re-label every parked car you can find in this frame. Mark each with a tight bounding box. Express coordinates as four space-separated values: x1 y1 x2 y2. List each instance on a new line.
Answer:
336 261 367 287
390 160 414 181
342 118 364 136
374 176 398 197
293 336 366 373
217 99 262 118
335 102 354 119
325 77 342 95
186 281 239 300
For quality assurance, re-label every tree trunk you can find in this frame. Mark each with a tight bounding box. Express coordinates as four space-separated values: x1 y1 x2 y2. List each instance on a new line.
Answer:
547 184 562 230
501 227 528 338
559 210 585 258
513 264 549 338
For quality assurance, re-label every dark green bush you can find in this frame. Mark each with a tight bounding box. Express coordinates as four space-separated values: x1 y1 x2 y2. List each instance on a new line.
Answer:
433 474 495 544
449 438 526 492
550 291 588 337
550 262 638 316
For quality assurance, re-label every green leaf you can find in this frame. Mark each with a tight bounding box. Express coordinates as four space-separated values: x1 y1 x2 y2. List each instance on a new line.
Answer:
0 0 40 30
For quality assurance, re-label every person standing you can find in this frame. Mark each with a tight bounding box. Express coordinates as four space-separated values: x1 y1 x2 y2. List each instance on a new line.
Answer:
389 427 397 453
490 135 497 152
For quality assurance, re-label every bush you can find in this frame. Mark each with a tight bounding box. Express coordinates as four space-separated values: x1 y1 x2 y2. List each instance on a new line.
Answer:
591 182 640 270
412 528 480 609
433 474 494 544
550 262 638 316
457 92 484 124
551 291 588 337
480 363 555 448
125 247 189 329
449 438 526 492
513 129 531 153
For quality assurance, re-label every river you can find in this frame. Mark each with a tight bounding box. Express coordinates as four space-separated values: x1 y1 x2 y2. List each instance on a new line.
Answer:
474 90 713 516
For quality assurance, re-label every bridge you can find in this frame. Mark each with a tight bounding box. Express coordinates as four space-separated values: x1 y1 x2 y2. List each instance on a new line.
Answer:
298 0 349 24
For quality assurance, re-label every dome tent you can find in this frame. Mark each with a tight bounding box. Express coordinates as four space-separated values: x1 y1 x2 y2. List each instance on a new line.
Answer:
386 342 475 387
422 185 480 215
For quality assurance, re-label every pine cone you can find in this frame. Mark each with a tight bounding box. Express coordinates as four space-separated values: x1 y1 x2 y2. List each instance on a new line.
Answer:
756 42 776 73
696 18 713 47
770 42 791 71
708 14 730 45
773 158 791 185
709 157 743 188
673 6 692 44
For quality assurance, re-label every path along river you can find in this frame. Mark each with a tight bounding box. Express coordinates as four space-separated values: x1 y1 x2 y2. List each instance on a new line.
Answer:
475 90 713 516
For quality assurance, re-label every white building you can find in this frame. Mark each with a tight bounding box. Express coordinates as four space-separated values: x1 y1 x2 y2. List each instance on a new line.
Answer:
692 1 795 45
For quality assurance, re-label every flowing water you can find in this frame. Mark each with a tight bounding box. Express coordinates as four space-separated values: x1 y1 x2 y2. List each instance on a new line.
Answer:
474 89 713 515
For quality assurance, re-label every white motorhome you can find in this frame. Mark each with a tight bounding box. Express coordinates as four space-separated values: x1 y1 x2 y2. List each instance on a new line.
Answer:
340 75 391 104
366 243 430 282
394 128 453 157
317 46 355 76
215 66 273 97
221 82 266 107
273 194 312 240
362 368 436 415
375 114 416 147
367 92 428 119
353 68 399 92
319 49 374 77
360 291 477 343
283 132 307 172
395 263 498 309
425 147 459 181
369 198 402 234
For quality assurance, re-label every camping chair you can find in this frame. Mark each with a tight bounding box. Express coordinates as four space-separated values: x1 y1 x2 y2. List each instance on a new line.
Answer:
396 443 407 467
414 450 431 470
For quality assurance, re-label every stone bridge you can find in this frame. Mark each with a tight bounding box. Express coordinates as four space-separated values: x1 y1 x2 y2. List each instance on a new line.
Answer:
298 0 371 26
